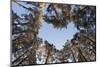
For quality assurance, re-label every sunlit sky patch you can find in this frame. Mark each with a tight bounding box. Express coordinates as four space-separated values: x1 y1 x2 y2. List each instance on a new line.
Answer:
38 21 79 50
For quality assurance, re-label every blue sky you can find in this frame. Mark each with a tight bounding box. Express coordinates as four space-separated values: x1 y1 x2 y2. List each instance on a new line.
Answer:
12 2 79 50
38 22 78 50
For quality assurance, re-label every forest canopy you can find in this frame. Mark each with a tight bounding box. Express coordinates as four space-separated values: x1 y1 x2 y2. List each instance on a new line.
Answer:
11 0 96 66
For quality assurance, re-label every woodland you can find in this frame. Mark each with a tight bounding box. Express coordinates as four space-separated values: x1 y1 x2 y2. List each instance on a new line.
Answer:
11 0 96 66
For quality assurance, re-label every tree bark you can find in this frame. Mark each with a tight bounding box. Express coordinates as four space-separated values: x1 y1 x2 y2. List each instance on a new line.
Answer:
78 48 87 62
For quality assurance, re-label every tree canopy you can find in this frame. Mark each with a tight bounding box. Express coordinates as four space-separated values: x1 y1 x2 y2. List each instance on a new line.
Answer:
11 0 96 66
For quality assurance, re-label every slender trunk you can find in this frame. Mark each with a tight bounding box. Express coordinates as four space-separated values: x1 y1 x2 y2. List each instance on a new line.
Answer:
45 50 50 64
70 49 76 62
78 48 87 62
12 45 33 66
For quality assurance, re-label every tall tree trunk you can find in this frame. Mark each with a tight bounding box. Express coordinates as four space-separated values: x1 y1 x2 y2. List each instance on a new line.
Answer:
78 48 87 62
45 50 50 64
70 49 76 62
